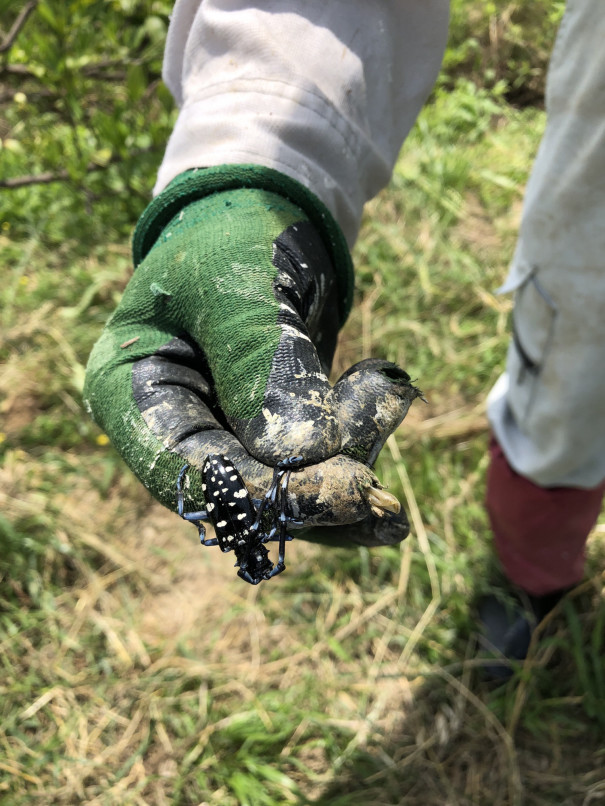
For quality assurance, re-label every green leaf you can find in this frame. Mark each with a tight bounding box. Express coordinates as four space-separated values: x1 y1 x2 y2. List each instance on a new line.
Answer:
36 1 63 34
126 63 146 103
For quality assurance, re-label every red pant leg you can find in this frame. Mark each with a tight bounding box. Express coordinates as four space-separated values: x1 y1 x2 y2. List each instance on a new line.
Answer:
486 436 605 596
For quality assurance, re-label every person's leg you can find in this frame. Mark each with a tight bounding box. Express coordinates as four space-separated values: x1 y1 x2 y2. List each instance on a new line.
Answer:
483 0 605 671
487 438 605 597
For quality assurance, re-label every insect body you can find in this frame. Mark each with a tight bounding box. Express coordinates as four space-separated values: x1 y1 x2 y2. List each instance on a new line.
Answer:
176 454 303 584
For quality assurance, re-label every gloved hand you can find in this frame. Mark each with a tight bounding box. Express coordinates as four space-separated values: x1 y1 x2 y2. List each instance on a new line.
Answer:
84 166 422 545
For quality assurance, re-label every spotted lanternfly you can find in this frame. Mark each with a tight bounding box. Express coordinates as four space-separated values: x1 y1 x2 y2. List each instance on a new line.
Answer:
176 454 303 585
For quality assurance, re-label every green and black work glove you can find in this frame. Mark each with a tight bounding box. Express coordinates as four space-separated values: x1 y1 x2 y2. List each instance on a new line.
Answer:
84 166 422 546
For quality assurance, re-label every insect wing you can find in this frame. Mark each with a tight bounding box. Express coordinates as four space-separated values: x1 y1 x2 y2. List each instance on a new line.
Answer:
202 455 257 553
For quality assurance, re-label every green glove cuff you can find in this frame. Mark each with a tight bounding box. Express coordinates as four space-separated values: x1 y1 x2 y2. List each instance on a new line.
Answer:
132 164 354 325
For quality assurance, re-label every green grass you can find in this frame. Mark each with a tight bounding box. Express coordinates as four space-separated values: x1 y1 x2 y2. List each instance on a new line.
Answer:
1 2 604 804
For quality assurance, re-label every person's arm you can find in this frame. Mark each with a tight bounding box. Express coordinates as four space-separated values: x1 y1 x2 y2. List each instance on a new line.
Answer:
84 0 449 547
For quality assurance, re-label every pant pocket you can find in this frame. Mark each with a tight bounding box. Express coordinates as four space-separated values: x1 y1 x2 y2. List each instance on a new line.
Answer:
507 267 558 424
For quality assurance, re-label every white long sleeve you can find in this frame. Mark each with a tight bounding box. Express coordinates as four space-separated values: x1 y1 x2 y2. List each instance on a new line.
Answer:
155 0 449 246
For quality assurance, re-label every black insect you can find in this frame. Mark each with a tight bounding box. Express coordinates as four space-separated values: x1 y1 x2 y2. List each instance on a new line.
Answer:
176 454 303 585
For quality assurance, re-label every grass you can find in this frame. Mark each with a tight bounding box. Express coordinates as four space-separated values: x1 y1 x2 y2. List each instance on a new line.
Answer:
2 3 605 804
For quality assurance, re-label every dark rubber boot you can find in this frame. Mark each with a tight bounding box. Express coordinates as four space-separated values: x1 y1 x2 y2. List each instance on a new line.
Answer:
477 589 566 681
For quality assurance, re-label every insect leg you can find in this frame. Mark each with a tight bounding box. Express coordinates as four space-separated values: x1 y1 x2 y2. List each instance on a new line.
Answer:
276 455 304 471
251 455 303 535
197 530 220 547
251 463 282 532
265 468 294 577
176 464 219 547
263 463 303 543
237 568 264 585
176 464 190 518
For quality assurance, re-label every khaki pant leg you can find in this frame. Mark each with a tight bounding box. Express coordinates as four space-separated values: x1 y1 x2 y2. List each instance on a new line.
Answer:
488 0 605 488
